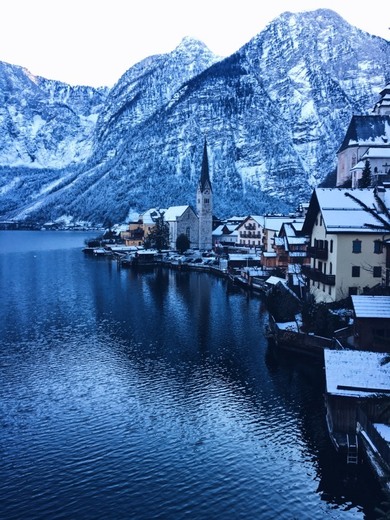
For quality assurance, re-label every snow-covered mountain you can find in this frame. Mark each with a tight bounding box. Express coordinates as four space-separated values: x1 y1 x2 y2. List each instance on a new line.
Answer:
0 9 389 226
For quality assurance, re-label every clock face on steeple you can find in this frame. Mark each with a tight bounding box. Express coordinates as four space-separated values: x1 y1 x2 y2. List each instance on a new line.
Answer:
204 189 209 194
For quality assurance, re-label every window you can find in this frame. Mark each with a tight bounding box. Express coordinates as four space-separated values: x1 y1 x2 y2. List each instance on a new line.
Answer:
373 266 382 278
329 262 333 275
352 266 360 277
330 240 333 253
374 240 383 254
352 239 362 253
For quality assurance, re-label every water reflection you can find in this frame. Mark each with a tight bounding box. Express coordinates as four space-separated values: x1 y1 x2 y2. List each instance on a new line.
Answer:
0 232 386 520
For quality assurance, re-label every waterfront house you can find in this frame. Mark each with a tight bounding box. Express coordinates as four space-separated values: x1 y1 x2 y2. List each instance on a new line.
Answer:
349 295 390 352
121 220 145 247
324 349 390 487
302 187 390 303
336 83 390 187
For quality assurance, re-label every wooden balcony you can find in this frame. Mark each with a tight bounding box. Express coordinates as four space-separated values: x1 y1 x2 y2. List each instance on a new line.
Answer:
302 265 336 286
307 245 328 260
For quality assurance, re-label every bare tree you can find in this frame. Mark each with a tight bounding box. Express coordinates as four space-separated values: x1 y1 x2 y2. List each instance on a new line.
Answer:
345 188 390 232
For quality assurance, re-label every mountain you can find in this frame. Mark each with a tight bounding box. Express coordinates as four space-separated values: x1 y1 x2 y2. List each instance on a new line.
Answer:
0 9 389 227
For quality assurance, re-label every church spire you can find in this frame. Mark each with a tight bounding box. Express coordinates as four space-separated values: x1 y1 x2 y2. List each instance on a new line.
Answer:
196 140 213 250
199 140 212 192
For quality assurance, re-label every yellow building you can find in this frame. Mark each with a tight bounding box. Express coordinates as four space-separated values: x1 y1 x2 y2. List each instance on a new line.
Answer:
302 187 390 303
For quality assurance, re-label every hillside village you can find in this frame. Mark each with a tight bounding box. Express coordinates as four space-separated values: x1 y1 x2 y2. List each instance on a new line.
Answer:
85 84 390 492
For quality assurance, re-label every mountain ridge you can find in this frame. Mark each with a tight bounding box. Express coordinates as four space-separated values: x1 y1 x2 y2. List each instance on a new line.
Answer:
0 9 389 226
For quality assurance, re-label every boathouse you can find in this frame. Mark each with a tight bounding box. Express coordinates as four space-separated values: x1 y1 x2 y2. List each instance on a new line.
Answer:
324 349 390 483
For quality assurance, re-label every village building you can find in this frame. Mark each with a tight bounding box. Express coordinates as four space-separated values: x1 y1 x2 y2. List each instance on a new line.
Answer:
336 83 390 187
271 221 308 270
348 295 390 352
121 219 145 247
302 187 390 303
324 349 390 484
212 217 244 249
236 215 263 250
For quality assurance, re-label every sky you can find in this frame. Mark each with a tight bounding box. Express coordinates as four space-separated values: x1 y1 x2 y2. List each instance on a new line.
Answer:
1 0 389 88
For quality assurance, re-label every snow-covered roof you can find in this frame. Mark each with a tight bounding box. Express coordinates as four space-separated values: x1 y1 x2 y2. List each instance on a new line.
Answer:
324 349 390 398
304 188 390 233
213 223 239 233
361 147 390 160
264 216 297 232
229 254 256 261
164 205 192 221
287 264 302 273
287 237 307 245
265 276 286 286
351 295 390 319
338 115 390 153
142 208 167 225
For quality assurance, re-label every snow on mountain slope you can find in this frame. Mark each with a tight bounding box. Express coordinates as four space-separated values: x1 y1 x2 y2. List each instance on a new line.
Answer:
0 9 389 226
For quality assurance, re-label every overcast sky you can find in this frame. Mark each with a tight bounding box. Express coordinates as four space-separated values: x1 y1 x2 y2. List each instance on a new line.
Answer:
2 0 389 87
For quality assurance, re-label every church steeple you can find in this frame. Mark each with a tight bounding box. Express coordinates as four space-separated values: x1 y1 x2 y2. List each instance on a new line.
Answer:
199 140 212 192
196 140 213 250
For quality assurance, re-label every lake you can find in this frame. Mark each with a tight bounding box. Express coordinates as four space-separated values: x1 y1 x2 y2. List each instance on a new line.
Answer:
0 231 385 519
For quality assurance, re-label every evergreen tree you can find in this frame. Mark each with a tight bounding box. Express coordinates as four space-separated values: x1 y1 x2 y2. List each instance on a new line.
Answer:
176 233 190 254
359 159 371 188
144 210 170 251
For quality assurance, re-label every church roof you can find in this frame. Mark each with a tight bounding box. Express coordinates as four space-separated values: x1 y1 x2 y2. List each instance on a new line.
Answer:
199 141 212 192
164 205 193 221
337 115 390 153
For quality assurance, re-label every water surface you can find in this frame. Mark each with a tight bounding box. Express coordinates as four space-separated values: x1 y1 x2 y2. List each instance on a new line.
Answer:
0 231 385 519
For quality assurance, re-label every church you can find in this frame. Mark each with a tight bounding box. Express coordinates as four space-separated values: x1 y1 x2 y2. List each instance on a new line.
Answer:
127 141 214 251
336 83 390 187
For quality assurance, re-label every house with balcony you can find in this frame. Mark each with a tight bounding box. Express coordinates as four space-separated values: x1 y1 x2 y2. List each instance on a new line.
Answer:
236 216 264 250
302 187 390 303
272 221 308 270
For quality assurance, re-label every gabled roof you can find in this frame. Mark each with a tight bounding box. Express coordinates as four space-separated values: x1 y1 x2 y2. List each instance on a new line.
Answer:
164 205 195 221
263 216 298 233
212 223 239 236
337 115 390 153
142 208 168 225
302 188 390 234
351 295 390 319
